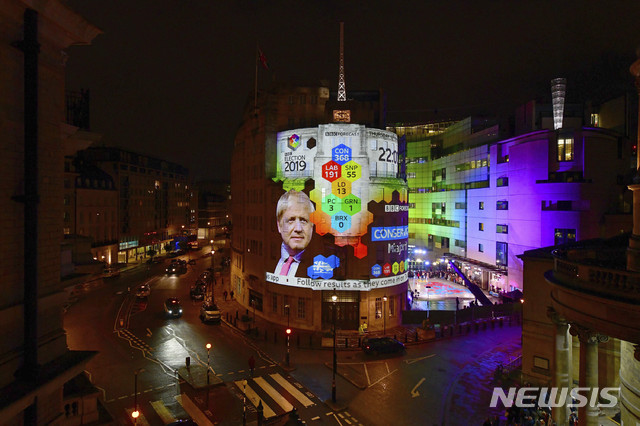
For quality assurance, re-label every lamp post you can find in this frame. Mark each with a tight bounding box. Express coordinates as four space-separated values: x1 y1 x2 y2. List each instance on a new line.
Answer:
331 289 338 403
242 379 247 425
382 295 388 335
206 343 212 384
133 368 144 423
426 285 432 319
285 304 291 367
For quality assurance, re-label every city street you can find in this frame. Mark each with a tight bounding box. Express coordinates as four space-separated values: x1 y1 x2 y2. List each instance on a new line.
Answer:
64 253 522 425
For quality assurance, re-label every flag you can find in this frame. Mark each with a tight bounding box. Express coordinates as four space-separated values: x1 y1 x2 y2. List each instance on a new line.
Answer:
258 48 269 70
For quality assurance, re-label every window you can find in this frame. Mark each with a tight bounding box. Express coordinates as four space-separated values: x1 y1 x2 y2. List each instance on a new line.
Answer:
497 177 509 187
496 200 508 210
375 297 382 318
479 201 484 210
310 95 318 105
554 228 576 246
557 137 574 161
496 242 508 266
299 95 306 105
272 294 278 313
479 243 484 253
455 202 466 209
297 298 306 319
479 223 484 231
496 224 508 234
557 200 572 211
590 113 599 127
389 295 396 316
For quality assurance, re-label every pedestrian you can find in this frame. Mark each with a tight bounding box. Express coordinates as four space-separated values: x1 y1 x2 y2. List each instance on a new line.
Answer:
248 355 255 377
223 290 228 301
230 290 234 300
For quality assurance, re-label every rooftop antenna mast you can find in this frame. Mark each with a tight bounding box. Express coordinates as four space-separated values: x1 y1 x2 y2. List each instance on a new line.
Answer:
337 22 346 102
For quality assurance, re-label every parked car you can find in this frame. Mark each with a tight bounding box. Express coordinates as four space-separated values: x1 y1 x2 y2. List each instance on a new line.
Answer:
200 271 213 283
190 282 206 300
200 300 221 323
362 337 406 355
187 259 196 265
164 298 183 318
135 284 151 298
103 267 120 278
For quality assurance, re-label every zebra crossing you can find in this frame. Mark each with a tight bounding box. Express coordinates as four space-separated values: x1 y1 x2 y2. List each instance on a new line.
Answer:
234 372 316 419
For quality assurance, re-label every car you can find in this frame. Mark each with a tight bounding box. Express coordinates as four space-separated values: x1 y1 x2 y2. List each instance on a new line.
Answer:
164 297 183 318
200 271 213 283
362 337 406 355
135 284 151 298
190 282 206 300
103 267 120 278
166 264 180 274
200 300 221 323
187 259 196 265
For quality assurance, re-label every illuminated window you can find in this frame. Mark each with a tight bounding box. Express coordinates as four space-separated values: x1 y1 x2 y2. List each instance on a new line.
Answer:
375 297 382 318
496 200 508 210
554 228 576 245
479 223 484 231
497 177 509 187
496 242 508 266
557 137 574 161
590 113 599 127
496 224 508 234
479 202 484 210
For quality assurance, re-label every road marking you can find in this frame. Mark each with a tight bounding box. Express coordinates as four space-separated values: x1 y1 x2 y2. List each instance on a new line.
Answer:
411 377 426 398
404 354 436 365
254 376 293 412
175 393 214 426
364 364 371 385
367 368 398 388
234 380 277 418
151 400 176 423
270 373 314 407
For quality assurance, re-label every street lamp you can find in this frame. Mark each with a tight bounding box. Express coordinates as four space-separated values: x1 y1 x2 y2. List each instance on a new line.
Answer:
382 295 388 335
426 285 432 319
206 343 212 385
331 289 338 403
285 304 291 367
133 368 144 423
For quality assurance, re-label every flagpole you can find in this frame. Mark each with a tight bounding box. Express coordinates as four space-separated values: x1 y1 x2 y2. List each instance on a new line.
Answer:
254 43 258 112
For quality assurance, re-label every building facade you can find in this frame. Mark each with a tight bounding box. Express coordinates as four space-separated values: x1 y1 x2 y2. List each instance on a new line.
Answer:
76 146 197 263
0 2 102 424
231 84 408 332
398 97 634 293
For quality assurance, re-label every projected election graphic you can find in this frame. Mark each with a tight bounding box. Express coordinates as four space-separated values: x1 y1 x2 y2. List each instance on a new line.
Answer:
267 123 408 291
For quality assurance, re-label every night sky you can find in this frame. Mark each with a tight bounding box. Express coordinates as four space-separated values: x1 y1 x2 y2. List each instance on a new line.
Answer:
65 1 640 182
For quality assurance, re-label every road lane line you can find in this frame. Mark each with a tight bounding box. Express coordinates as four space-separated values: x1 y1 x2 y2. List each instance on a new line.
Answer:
175 393 214 426
151 400 176 423
234 380 277 418
269 374 314 407
254 376 293 412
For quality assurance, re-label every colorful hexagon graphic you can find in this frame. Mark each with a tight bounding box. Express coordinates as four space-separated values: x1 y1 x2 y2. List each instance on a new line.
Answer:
321 194 342 215
392 262 400 275
341 194 361 216
399 260 405 273
371 264 382 277
321 161 341 182
332 177 351 199
332 144 352 165
288 134 301 150
331 213 352 233
307 255 340 279
382 263 391 276
343 161 361 182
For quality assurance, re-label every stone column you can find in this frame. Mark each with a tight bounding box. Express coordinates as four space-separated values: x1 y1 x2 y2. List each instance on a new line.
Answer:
548 308 572 425
570 324 609 426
